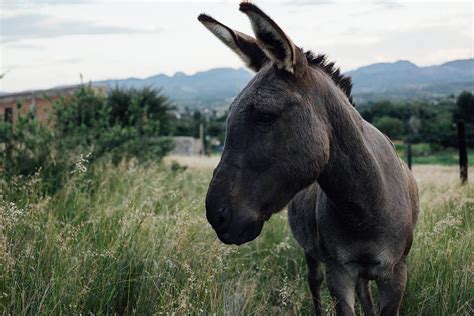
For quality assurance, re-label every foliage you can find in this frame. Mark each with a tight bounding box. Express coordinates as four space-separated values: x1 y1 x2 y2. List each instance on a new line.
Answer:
358 92 474 147
0 163 472 315
373 116 404 138
0 85 174 193
107 87 175 136
54 86 173 163
0 104 67 193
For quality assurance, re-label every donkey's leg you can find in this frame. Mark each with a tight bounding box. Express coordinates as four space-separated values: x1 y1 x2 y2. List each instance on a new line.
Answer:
305 252 324 316
325 263 357 316
355 277 376 316
376 260 407 316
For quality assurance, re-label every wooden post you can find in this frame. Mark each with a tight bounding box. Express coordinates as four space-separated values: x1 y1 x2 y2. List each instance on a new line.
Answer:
199 123 205 156
457 120 468 184
406 144 412 170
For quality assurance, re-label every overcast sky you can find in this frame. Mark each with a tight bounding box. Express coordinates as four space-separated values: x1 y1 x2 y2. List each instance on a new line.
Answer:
1 0 472 92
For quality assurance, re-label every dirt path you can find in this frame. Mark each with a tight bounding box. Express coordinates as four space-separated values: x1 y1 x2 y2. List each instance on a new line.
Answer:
164 155 220 170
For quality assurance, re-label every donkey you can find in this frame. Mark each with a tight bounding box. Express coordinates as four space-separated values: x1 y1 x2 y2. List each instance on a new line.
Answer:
199 3 419 315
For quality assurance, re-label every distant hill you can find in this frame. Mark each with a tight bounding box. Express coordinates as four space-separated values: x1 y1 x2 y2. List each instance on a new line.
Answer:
95 68 253 108
347 59 474 103
94 59 473 107
3 59 471 107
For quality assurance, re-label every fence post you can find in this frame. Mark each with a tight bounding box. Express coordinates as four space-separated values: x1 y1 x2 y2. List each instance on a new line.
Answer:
406 143 412 170
457 120 468 184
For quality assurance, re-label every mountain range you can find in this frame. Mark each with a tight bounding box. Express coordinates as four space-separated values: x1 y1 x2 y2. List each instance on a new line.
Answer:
95 67 253 108
95 58 473 107
346 59 474 103
3 59 471 107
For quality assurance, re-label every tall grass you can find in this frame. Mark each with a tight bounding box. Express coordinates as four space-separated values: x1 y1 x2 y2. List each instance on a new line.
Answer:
1 162 472 314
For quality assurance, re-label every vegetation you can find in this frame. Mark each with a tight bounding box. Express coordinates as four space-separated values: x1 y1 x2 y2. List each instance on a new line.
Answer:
359 91 474 147
395 143 474 166
0 83 471 314
0 85 174 194
0 161 472 315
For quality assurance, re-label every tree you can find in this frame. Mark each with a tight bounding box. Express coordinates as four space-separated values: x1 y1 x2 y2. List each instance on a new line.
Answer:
107 87 175 135
54 85 173 163
373 116 404 139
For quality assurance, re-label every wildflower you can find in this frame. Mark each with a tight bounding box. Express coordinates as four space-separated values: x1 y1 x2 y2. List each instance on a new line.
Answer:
279 276 290 307
433 213 462 234
71 152 92 174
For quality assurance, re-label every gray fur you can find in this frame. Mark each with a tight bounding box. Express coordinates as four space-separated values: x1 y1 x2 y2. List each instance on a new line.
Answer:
199 3 419 315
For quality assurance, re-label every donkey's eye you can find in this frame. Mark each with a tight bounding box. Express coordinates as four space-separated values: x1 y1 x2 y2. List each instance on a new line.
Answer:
255 112 277 126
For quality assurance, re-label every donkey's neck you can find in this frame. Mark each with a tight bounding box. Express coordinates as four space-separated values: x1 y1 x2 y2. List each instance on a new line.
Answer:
315 83 385 226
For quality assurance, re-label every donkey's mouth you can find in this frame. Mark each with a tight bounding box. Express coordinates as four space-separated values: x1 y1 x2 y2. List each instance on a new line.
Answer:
217 220 264 245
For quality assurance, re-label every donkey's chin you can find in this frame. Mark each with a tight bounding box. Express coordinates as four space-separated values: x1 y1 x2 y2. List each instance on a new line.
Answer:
216 220 264 245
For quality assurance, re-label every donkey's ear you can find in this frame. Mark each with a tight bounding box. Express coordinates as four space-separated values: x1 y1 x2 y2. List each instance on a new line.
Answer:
239 2 301 74
198 14 268 72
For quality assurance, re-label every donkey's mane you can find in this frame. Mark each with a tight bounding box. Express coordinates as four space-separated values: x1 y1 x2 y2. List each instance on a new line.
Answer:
304 51 355 107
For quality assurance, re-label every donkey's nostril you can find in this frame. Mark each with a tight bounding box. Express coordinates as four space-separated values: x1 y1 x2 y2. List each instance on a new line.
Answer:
217 208 226 224
215 207 231 232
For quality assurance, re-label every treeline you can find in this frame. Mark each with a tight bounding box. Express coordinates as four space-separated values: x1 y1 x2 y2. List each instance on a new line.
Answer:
359 91 474 147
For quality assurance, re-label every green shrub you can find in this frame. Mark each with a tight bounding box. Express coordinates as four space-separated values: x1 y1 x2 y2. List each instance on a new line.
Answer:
54 85 173 164
0 85 174 197
0 103 68 194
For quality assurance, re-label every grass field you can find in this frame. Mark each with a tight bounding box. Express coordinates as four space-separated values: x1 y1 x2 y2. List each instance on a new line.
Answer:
411 153 474 166
1 157 472 315
394 145 474 167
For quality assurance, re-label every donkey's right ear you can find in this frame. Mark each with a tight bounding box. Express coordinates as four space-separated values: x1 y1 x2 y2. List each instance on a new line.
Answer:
198 14 268 72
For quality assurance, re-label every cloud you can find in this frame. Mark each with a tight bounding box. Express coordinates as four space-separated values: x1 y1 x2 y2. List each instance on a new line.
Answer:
1 13 160 43
374 1 405 10
7 57 84 71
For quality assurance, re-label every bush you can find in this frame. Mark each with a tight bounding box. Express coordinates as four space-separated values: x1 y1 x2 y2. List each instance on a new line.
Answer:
0 85 174 196
54 85 173 164
0 103 68 194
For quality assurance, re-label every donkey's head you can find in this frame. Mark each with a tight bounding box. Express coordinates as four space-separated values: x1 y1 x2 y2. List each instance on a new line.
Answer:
200 3 331 245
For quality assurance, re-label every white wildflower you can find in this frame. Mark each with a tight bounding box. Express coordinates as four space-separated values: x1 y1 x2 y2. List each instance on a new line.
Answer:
71 152 92 174
279 276 290 307
433 213 462 234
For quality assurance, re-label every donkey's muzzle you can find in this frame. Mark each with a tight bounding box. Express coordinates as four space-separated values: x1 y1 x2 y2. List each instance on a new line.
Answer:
205 161 264 245
206 198 264 245
216 218 264 245
208 207 232 233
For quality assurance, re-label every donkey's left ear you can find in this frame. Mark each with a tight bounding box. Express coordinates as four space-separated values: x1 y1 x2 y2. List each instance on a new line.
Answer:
198 13 268 72
239 2 304 74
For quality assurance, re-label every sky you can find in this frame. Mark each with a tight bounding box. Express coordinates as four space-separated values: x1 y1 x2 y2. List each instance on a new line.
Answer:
0 0 473 92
